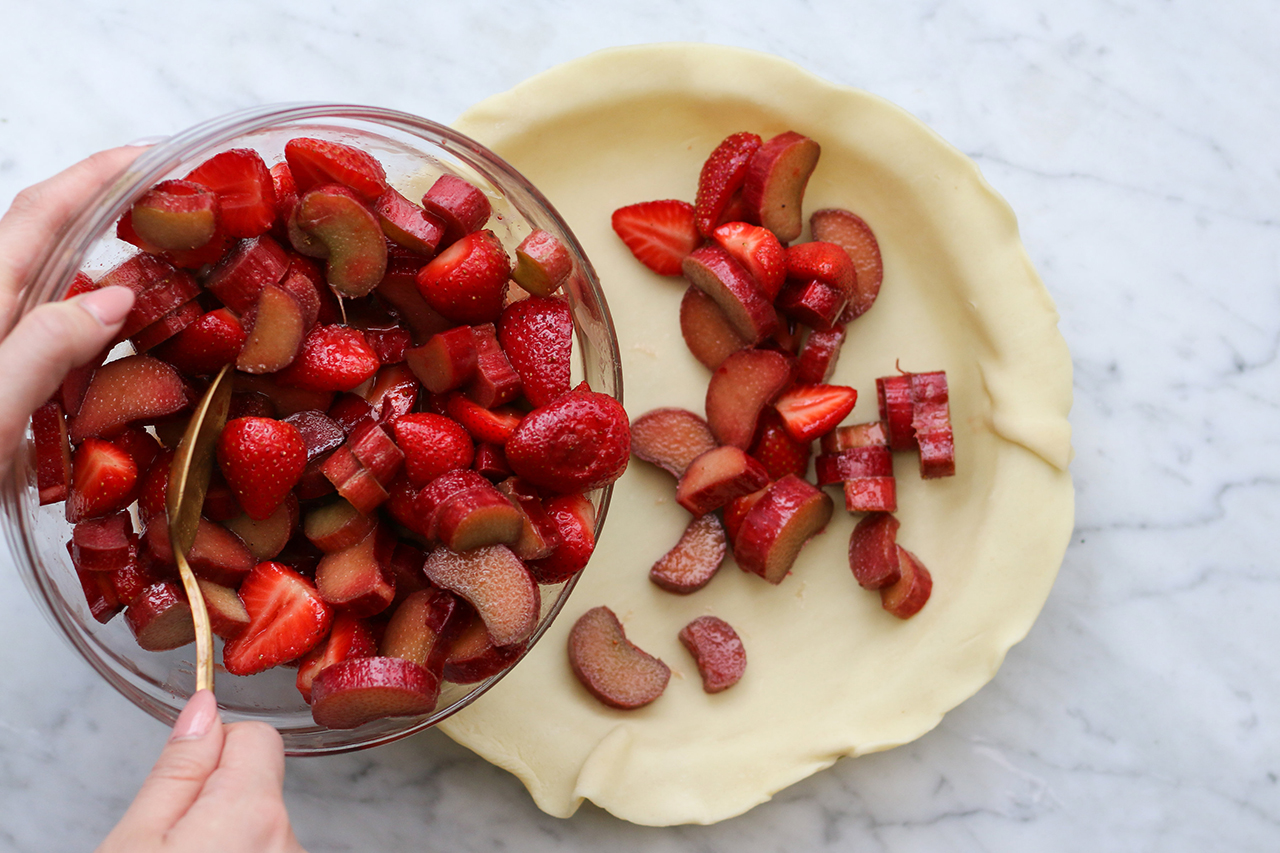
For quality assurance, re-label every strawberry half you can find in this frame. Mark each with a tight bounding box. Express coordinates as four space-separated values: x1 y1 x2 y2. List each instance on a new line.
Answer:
392 412 475 488
772 384 858 444
711 221 786 299
216 417 307 520
223 561 333 676
153 308 247 376
748 408 812 480
184 148 278 238
66 438 138 523
284 137 388 202
274 324 381 392
694 132 762 238
611 199 699 277
496 295 573 407
414 230 511 325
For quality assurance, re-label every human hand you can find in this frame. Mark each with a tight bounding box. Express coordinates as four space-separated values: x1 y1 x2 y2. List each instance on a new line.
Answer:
0 147 143 479
95 690 308 853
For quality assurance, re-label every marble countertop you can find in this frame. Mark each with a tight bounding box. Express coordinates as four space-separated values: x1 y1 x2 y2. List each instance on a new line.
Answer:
2 1 1277 850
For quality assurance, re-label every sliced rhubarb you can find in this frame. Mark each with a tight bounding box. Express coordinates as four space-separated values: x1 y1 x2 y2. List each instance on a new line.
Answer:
568 606 669 710
881 545 933 618
679 285 750 372
649 513 726 594
847 511 902 590
629 407 717 479
422 545 539 648
679 615 746 693
733 475 833 585
675 445 769 517
704 348 794 449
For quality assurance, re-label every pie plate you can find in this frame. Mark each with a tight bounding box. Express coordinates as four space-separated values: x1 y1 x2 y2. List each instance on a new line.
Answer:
444 42 1074 826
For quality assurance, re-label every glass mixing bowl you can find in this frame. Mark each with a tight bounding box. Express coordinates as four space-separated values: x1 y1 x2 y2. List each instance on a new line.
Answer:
1 103 621 755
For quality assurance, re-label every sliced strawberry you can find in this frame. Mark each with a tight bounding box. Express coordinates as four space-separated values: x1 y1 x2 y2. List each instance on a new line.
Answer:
274 324 381 393
284 137 388 202
153 308 247 376
296 610 378 704
414 230 510 325
505 385 630 494
710 221 786 299
810 208 884 321
66 438 138 523
216 417 307 521
694 132 762 238
496 295 573 407
748 408 812 480
443 393 523 444
185 148 278 238
772 384 857 443
223 561 333 676
610 199 699 277
392 412 475 488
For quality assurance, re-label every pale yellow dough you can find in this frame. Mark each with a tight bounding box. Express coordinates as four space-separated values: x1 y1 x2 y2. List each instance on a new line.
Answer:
445 43 1074 826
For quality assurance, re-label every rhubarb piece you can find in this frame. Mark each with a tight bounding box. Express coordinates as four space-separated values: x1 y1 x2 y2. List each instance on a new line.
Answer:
882 545 933 618
876 373 916 451
197 578 251 640
497 296 573 407
471 442 512 482
295 611 378 704
795 325 847 384
145 516 256 587
505 385 630 494
285 408 345 499
310 656 439 729
32 399 72 505
361 361 422 423
327 393 376 436
221 495 299 561
204 235 290 314
733 475 834 584
679 615 746 693
154 308 247 376
742 131 821 243
421 174 491 244
422 545 540 648
185 148 278 238
391 412 474 488
527 492 596 584
277 255 324 329
315 525 396 617
512 229 572 296
775 278 847 331
611 199 699 277
68 355 189 443
223 561 333 676
70 511 136 572
786 241 857 300
275 324 380 393
284 137 388 202
66 439 137 523
374 187 445 257
649 513 726 594
704 348 794 449
236 283 306 373
710 220 786 299
723 487 767 546
568 606 670 710
681 244 779 344
405 325 478 394
747 408 811 481
380 588 459 669
848 511 902 590
675 446 769 517
130 297 203 352
415 230 510 325
129 179 219 251
216 417 307 520
376 257 454 342
75 558 123 623
910 371 956 479
304 498 377 553
115 270 202 344
629 407 717 479
495 477 561 561
694 132 763 237
345 422 405 485
124 581 195 652
465 322 522 408
415 469 523 552
773 383 858 443
810 208 884 320
443 607 524 683
294 184 388 298
679 285 749 371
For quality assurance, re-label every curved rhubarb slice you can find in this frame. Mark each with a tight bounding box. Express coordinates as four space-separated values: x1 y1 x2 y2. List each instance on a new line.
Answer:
129 179 219 251
68 355 189 443
629 407 718 479
809 208 883 321
679 285 750 371
704 348 793 449
679 615 747 693
649 513 726 594
443 607 525 683
310 656 440 729
422 544 539 648
568 606 670 710
675 445 769 517
742 131 821 243
681 244 779 345
294 184 388 298
733 475 833 584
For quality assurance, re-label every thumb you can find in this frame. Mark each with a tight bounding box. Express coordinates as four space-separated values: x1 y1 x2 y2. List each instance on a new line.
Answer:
99 690 227 849
0 285 132 462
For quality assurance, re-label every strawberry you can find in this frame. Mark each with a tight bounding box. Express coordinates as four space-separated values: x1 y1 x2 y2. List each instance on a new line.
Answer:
414 230 510 325
443 392 524 444
711 221 786 299
527 492 596 584
391 412 475 488
748 408 812 480
66 438 138 523
772 384 858 444
216 417 307 520
284 137 388 202
505 384 630 494
184 148 278 238
496 296 573 407
694 132 762 238
222 561 333 676
153 308 247 376
295 610 378 704
785 241 856 298
274 324 380 392
137 448 175 524
611 199 700 277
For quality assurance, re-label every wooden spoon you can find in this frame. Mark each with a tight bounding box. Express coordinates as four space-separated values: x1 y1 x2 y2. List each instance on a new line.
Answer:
165 363 233 694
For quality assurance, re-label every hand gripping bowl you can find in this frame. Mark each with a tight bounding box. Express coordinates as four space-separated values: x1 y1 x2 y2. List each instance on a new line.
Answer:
1 104 621 755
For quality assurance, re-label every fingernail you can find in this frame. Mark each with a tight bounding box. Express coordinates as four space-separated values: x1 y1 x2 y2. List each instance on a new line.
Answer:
170 690 220 742
125 134 170 147
77 285 135 327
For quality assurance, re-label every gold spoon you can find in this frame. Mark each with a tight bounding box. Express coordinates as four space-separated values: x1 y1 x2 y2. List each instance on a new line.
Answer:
165 363 234 694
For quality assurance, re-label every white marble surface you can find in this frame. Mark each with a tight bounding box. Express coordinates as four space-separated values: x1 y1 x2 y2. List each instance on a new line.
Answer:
1 1 1277 850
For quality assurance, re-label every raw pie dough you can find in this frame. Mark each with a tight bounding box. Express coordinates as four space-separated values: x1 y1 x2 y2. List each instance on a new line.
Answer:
444 43 1074 826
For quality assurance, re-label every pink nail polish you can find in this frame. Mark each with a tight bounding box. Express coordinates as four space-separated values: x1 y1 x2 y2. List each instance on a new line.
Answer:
170 690 219 742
